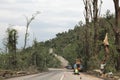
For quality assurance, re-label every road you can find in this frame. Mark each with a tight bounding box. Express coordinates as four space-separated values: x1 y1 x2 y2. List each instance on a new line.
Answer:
6 68 103 80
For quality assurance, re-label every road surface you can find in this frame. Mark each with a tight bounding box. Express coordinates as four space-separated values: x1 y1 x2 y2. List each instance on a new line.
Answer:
6 68 103 80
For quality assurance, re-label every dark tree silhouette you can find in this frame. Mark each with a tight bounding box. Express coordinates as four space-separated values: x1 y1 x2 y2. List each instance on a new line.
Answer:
113 0 120 70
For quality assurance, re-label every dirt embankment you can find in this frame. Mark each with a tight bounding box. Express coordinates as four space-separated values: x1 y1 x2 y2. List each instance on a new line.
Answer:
54 54 69 67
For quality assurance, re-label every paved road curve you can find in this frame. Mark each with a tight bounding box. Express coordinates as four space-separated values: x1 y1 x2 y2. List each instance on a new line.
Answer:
6 68 103 80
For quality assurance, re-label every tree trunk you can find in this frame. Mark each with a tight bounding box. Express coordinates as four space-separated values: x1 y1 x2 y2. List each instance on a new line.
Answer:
23 12 40 50
93 0 98 55
83 0 90 70
103 33 109 61
113 0 120 70
23 23 29 49
7 28 18 70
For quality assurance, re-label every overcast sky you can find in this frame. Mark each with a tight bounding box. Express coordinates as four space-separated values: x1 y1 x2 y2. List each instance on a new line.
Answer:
0 0 116 49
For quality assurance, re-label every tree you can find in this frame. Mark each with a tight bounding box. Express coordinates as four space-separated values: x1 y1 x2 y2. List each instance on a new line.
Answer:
6 27 18 69
83 0 102 55
83 0 90 70
83 0 90 24
93 0 99 55
6 27 18 54
23 12 40 49
82 0 103 69
113 0 120 70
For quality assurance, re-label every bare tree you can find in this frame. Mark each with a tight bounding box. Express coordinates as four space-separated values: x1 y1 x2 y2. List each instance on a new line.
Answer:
113 0 120 70
83 0 90 69
83 0 102 55
83 0 90 24
113 0 120 51
92 0 99 55
23 12 40 50
82 0 103 69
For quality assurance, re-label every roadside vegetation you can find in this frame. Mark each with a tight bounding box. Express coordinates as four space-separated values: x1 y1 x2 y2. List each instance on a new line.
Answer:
0 12 61 79
0 0 120 79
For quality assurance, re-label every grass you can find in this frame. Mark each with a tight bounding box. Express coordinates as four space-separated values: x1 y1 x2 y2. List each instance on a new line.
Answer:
0 77 4 80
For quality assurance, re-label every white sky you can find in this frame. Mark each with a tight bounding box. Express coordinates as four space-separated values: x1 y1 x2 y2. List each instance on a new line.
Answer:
0 0 116 49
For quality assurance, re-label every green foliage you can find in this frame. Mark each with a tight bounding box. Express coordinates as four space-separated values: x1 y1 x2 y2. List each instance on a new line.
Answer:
41 11 119 73
6 27 18 53
63 43 78 65
0 32 61 72
14 41 61 71
0 10 119 74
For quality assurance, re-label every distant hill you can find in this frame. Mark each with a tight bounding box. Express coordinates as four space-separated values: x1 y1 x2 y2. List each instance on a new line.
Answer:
40 13 117 72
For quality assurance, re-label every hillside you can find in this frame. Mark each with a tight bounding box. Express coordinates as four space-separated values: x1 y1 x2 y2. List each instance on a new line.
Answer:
0 11 120 79
42 13 118 72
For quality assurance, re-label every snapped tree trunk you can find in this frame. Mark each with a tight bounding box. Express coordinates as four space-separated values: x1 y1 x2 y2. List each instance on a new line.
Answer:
103 33 109 61
23 12 40 50
23 23 29 49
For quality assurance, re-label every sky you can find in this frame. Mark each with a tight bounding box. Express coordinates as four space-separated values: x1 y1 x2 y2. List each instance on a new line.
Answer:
0 0 116 50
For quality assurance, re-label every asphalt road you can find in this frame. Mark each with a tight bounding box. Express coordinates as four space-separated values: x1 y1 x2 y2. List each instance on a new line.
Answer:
6 68 103 80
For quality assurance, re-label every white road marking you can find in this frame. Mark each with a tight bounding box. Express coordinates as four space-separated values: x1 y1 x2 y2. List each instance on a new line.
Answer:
60 74 64 80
